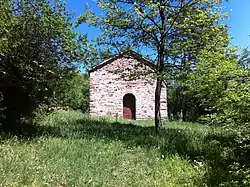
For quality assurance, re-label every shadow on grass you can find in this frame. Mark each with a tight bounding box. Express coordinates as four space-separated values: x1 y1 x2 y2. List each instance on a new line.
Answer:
0 116 244 186
0 122 61 139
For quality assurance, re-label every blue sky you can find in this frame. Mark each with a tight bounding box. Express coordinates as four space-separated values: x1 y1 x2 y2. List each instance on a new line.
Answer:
67 0 250 48
221 0 250 48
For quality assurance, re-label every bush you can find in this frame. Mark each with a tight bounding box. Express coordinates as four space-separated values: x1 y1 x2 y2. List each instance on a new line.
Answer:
185 48 250 185
0 0 86 131
52 72 89 112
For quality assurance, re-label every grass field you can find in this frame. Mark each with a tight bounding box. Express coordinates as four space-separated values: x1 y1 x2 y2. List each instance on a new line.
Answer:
0 110 237 186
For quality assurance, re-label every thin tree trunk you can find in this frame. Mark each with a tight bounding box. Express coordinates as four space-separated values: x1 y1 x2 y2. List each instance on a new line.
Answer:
180 53 187 121
155 0 166 133
180 91 186 121
155 78 163 133
155 51 164 133
191 99 196 122
155 46 165 133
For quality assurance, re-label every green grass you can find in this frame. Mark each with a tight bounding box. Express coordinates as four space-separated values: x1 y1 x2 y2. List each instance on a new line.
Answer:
0 110 237 186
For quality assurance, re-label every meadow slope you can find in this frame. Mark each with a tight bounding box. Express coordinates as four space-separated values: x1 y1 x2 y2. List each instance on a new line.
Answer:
0 110 235 186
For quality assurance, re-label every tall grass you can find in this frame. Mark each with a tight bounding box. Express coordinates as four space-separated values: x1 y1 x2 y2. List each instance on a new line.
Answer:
0 110 238 186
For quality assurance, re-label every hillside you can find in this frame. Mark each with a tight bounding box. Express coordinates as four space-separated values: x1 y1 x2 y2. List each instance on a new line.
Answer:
0 110 236 186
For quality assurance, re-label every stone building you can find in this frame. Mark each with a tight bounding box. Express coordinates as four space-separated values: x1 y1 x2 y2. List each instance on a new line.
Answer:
89 51 168 120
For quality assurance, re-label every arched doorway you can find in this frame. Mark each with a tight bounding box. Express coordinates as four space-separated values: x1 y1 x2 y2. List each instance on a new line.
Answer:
123 93 136 120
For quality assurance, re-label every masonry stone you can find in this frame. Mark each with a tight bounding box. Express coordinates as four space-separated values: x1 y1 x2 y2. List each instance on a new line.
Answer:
89 53 168 120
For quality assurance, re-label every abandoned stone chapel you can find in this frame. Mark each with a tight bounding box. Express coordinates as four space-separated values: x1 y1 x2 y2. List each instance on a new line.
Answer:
89 51 168 120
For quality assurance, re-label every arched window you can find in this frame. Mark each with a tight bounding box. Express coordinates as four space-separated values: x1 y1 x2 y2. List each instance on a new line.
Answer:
123 93 136 120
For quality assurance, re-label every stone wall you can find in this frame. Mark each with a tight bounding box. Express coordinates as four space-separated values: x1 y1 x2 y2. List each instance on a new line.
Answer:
89 56 168 120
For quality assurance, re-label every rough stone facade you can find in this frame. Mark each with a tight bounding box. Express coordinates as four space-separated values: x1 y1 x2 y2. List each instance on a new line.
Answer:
89 52 168 120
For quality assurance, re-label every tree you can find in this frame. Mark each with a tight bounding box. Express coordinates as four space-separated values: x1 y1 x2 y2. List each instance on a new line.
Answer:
239 48 250 69
0 0 87 131
185 47 250 125
185 47 250 185
52 71 89 112
78 0 228 132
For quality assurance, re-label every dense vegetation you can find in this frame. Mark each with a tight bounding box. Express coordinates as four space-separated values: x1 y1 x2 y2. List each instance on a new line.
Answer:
52 72 89 111
0 0 89 131
0 0 250 186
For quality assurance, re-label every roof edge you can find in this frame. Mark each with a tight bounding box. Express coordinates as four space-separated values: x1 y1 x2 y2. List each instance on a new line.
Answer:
89 50 156 73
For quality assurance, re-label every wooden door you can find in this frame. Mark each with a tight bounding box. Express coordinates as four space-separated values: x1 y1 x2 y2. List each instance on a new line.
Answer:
123 94 136 120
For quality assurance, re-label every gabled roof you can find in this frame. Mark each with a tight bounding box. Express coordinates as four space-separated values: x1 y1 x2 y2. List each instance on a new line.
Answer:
89 50 156 73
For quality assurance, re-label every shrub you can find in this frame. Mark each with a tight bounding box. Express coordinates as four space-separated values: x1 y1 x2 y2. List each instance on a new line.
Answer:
185 48 250 185
0 0 86 131
52 72 89 112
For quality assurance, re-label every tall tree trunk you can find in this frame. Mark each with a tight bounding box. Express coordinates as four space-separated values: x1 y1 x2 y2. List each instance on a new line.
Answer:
155 45 165 133
155 78 163 133
180 53 187 121
155 0 166 133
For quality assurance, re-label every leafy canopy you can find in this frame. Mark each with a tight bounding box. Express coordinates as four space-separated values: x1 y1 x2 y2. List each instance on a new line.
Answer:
79 0 228 64
0 0 88 129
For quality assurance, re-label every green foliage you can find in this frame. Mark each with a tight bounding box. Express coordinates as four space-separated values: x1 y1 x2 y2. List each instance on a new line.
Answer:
53 71 89 112
185 47 250 185
79 0 228 66
0 0 88 130
239 47 250 69
186 48 250 125
167 83 180 120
